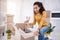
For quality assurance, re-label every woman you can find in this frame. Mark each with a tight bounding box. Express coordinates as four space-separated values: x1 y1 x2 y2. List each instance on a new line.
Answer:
25 2 50 40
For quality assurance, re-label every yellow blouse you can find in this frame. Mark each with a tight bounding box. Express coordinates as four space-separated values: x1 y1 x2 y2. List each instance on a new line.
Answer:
32 11 49 29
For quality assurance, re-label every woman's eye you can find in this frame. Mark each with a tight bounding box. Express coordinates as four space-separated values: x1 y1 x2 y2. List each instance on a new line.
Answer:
34 7 37 9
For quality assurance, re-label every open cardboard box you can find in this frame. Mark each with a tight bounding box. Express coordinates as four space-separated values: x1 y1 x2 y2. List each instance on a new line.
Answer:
15 23 35 40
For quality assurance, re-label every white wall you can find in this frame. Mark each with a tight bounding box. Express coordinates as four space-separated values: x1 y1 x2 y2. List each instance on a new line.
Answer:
6 0 60 23
43 0 60 12
7 0 22 23
0 0 7 25
6 0 43 23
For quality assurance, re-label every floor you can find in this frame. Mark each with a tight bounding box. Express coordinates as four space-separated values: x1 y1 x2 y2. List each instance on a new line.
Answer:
0 18 60 40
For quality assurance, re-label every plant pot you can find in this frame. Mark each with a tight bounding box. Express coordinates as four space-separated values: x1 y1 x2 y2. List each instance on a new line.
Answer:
7 33 11 39
46 33 50 37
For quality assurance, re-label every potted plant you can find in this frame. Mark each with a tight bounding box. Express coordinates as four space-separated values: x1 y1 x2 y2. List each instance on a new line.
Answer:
46 23 55 37
6 29 12 39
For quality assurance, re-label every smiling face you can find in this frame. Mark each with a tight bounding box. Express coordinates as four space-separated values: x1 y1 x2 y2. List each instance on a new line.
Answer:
33 5 40 14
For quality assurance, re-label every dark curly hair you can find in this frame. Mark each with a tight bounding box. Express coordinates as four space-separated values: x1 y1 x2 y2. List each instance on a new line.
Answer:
33 2 45 14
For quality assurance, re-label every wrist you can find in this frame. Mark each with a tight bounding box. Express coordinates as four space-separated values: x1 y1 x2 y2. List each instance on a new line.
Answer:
38 28 40 30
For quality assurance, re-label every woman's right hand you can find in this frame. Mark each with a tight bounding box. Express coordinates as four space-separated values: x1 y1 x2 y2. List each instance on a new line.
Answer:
34 31 39 36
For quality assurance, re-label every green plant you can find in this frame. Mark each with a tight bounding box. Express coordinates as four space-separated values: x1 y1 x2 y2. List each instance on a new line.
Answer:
6 29 12 34
47 23 55 33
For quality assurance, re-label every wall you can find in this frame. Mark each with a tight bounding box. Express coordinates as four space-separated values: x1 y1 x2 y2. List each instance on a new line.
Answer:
6 0 60 23
43 0 60 12
0 0 7 25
